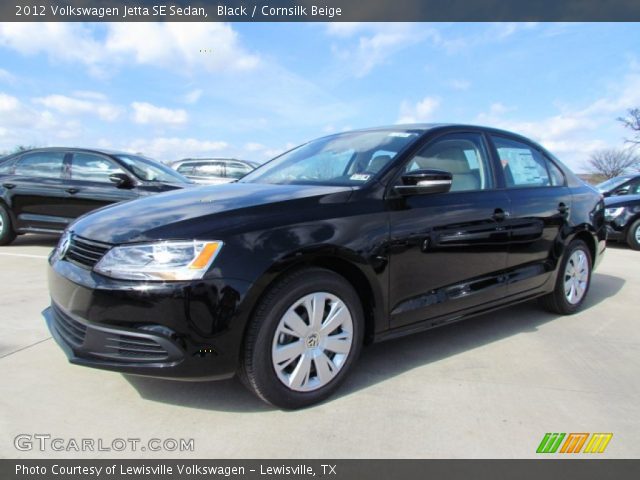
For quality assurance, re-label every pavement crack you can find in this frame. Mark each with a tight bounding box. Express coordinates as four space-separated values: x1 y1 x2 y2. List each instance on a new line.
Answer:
0 337 52 359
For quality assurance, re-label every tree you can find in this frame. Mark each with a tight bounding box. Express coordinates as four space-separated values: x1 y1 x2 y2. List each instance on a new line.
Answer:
618 108 640 146
588 148 639 179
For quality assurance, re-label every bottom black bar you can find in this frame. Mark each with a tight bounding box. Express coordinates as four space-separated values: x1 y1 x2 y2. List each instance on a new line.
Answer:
1 460 639 480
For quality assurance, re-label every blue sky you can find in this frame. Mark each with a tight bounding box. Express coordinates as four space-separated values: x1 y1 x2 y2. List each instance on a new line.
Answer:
0 22 639 171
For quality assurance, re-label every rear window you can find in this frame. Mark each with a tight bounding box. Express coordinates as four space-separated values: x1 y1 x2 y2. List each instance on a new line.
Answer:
14 152 65 179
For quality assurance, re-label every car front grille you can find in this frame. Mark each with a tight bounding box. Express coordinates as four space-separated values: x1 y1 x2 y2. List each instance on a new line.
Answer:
52 304 87 347
65 235 111 268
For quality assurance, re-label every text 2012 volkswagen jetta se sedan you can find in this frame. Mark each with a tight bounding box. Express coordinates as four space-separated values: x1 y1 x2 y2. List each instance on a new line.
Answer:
44 124 606 408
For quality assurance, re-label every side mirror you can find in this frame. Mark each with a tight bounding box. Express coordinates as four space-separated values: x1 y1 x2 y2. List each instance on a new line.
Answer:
395 169 452 196
109 172 135 189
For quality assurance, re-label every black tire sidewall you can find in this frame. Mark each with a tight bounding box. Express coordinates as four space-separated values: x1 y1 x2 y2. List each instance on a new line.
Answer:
246 269 364 409
0 204 15 245
627 220 640 250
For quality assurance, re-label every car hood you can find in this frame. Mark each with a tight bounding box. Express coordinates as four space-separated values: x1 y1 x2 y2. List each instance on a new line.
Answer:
604 193 640 207
70 182 353 244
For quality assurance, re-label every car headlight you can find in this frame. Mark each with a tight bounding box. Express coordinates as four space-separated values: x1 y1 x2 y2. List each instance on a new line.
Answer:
604 207 625 219
94 240 223 281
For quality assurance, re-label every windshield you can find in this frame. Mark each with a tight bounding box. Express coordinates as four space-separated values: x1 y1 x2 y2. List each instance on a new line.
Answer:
240 130 422 186
115 155 190 184
596 176 632 192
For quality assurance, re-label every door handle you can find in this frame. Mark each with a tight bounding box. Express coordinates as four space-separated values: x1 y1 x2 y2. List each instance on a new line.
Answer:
2 183 16 189
558 203 570 215
492 208 510 222
66 188 79 194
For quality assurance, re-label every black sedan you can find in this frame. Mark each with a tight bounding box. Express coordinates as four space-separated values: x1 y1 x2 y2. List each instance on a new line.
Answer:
605 194 640 250
0 147 191 245
44 124 606 408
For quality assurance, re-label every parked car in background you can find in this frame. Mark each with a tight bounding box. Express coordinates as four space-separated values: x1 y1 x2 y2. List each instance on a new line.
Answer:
170 158 260 184
44 124 606 409
0 147 192 245
605 194 640 250
596 174 640 197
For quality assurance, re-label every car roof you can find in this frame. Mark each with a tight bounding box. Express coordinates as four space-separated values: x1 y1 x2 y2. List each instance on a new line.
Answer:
7 147 143 157
326 123 547 146
171 158 256 165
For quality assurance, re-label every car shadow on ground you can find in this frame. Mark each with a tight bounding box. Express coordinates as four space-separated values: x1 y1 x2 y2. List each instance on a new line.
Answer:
125 272 625 413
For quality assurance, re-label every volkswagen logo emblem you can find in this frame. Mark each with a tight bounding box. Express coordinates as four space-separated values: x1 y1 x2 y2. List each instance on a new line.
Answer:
305 333 320 349
57 232 71 259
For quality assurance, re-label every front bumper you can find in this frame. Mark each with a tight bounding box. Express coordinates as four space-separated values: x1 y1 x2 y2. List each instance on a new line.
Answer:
44 257 253 380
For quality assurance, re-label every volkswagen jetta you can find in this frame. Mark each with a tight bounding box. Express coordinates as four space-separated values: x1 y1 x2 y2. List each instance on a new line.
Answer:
44 124 606 408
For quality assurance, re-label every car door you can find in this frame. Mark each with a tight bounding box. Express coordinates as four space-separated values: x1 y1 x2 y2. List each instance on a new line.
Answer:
66 152 139 218
489 134 572 296
387 132 511 329
5 151 70 232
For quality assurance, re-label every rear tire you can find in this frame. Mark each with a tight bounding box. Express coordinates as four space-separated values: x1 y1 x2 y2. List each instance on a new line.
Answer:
0 204 16 246
239 268 364 409
626 219 640 251
539 239 592 315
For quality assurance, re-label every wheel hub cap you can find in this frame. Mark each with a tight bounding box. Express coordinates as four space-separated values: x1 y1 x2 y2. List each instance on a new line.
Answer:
271 292 354 392
564 249 589 305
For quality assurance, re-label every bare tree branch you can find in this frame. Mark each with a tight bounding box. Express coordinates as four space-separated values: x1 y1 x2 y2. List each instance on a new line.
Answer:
618 108 640 146
588 148 640 179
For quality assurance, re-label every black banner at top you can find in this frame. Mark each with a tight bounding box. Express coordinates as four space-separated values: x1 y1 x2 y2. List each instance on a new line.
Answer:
4 0 640 22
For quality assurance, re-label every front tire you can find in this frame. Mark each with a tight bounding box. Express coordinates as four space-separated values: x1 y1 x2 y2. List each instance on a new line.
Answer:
239 268 364 409
626 219 640 251
0 204 17 246
540 239 592 315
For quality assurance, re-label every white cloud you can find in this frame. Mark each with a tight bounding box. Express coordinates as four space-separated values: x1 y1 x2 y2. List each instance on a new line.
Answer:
105 23 259 72
0 92 83 150
397 96 440 123
0 23 259 76
0 68 16 83
184 89 203 104
326 23 425 77
131 102 188 126
473 71 640 170
123 137 228 161
449 79 471 91
34 93 121 121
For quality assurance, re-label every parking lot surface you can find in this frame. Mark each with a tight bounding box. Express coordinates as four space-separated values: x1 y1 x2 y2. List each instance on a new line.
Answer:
1 235 638 458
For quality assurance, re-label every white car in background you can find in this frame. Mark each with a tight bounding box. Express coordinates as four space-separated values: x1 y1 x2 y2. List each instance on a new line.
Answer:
169 158 260 184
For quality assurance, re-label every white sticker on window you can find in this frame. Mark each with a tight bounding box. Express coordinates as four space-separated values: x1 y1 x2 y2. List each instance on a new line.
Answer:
350 173 371 181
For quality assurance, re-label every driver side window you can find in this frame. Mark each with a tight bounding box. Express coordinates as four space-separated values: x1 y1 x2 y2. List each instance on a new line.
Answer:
405 133 493 191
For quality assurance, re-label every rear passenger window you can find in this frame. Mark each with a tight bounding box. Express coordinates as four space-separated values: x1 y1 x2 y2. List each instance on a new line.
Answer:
545 158 565 186
177 164 195 175
71 153 123 183
492 136 550 187
405 133 493 191
15 152 65 178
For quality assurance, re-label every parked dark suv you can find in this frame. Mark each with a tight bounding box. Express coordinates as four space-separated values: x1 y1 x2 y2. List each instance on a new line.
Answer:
44 125 606 408
0 148 191 245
